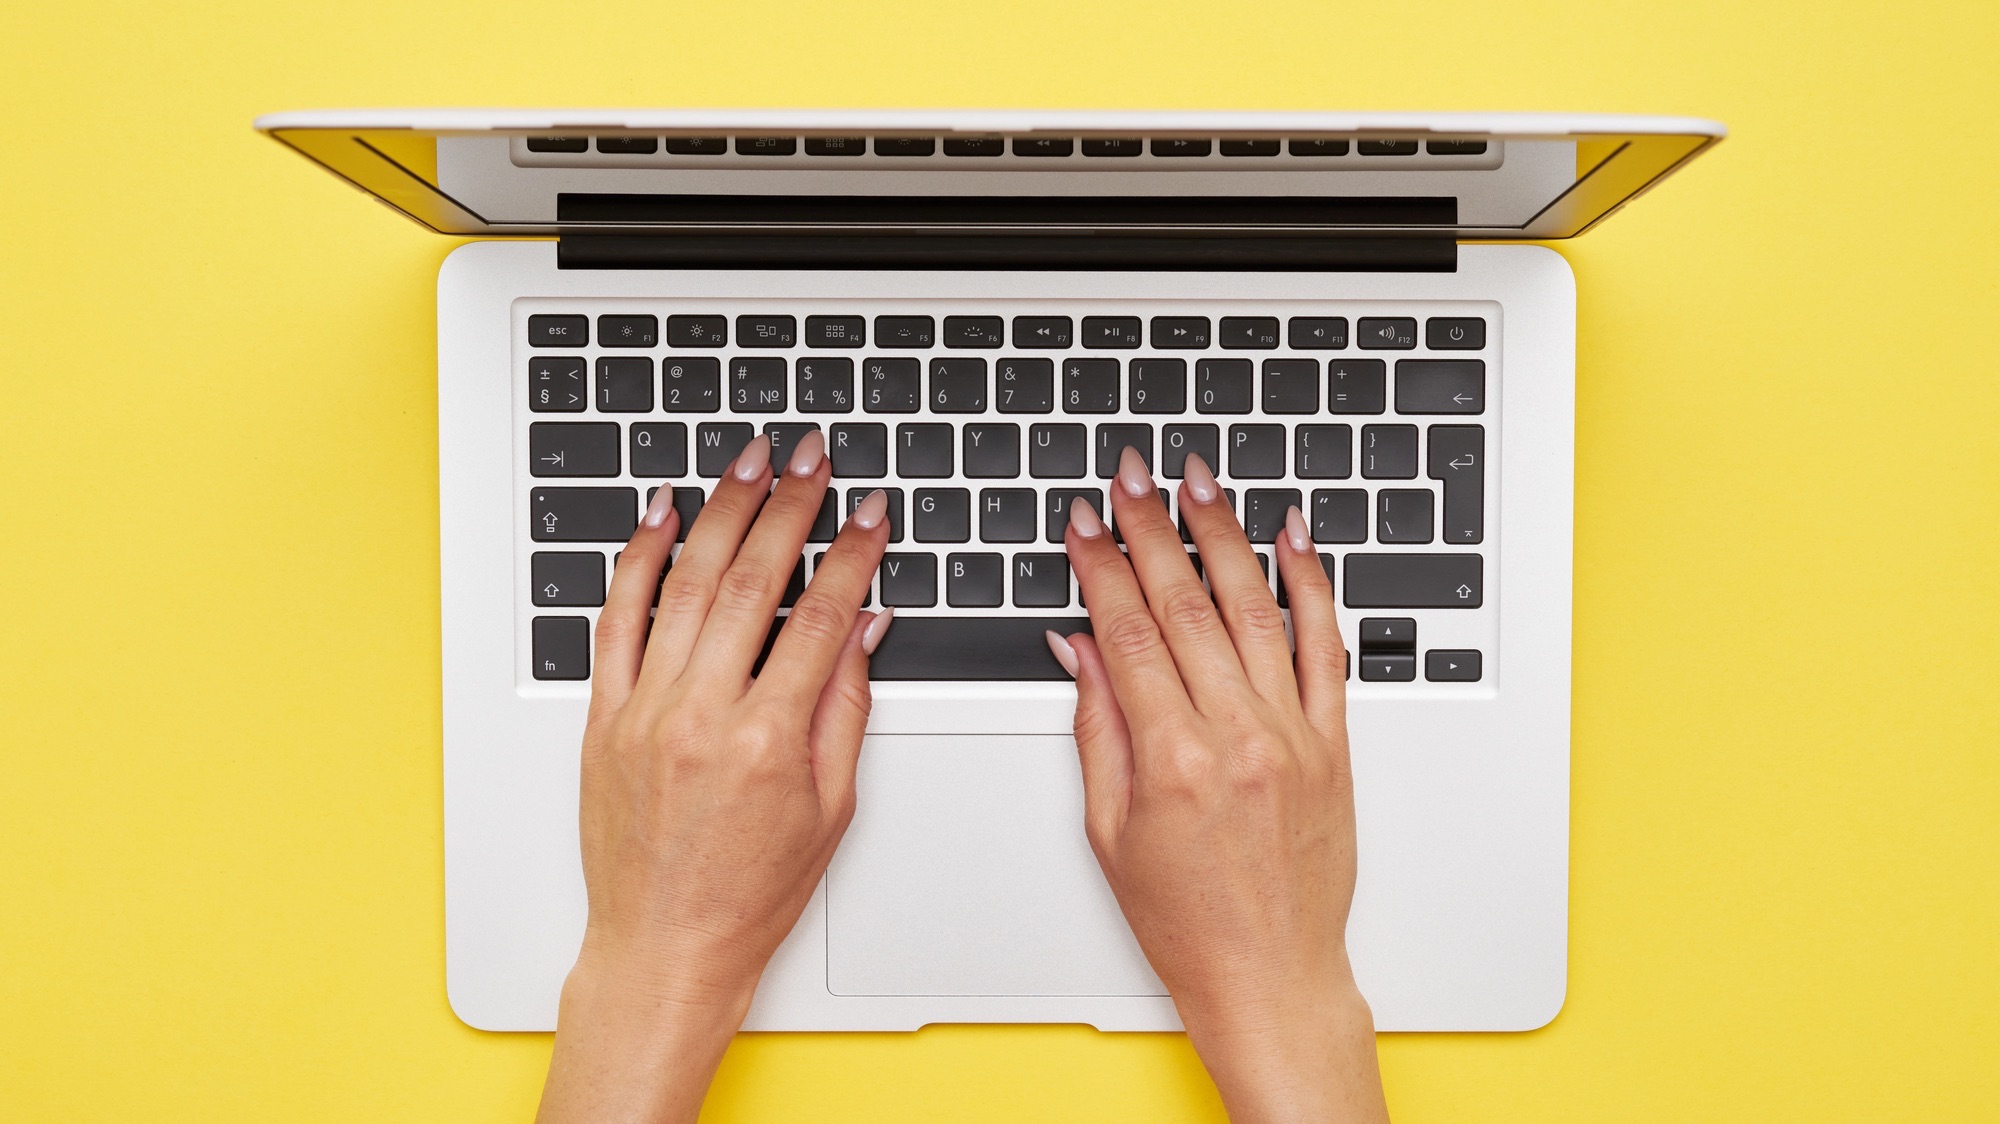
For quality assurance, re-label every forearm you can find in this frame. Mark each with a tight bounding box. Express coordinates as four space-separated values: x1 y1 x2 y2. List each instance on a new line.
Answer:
1180 983 1389 1124
535 958 752 1124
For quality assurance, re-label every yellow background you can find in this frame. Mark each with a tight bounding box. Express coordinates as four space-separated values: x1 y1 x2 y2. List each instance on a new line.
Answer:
3 0 1997 1119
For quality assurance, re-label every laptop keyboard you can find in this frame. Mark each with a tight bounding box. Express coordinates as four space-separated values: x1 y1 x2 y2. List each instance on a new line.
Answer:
519 300 1494 686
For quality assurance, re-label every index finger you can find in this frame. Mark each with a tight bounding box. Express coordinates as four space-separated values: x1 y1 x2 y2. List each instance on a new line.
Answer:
1064 497 1196 742
751 488 891 711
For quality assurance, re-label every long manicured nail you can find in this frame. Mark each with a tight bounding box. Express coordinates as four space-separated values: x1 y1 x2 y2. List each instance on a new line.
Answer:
1068 495 1106 539
1284 505 1311 553
730 434 772 482
642 484 675 528
850 488 889 530
861 608 895 655
787 428 825 476
1116 445 1154 499
1182 452 1220 504
1044 630 1079 677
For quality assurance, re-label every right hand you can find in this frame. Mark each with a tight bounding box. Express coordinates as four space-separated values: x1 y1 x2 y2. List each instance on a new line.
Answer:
1050 447 1388 1123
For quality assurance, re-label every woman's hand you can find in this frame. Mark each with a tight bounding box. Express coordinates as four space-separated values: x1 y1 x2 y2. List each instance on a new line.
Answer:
1049 448 1388 1124
537 431 892 1124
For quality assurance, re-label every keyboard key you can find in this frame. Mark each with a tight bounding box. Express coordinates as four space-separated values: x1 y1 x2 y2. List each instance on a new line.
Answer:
944 136 1005 157
1044 488 1104 542
913 488 971 542
897 423 954 477
808 493 839 542
863 357 922 412
1151 138 1212 157
1395 359 1484 414
695 422 756 477
763 422 820 466
1081 316 1142 349
1359 653 1416 681
729 358 787 412
875 316 935 348
1219 316 1280 349
661 357 722 412
1063 359 1120 413
1426 317 1486 350
873 137 936 156
1288 316 1348 350
1276 551 1334 609
1288 138 1350 156
597 315 658 348
880 553 938 607
1228 424 1286 479
946 553 1005 607
1196 359 1254 413
995 358 1055 413
930 358 988 413
1327 359 1386 414
806 316 865 348
1357 140 1419 156
531 487 637 542
629 422 688 477
1219 137 1281 156
1425 649 1483 681
595 357 654 411
1344 553 1482 608
1081 138 1144 157
1295 424 1351 479
782 557 807 608
963 423 1020 478
830 423 887 476
1428 424 1485 544
596 136 657 154
530 356 587 412
1243 488 1302 543
530 422 620 477
805 136 867 156
525 136 588 154
1150 317 1210 348
1130 358 1188 414
1011 553 1071 607
1179 488 1236 543
1358 317 1417 349
980 488 1037 543
531 617 591 680
531 552 605 607
1310 489 1368 543
796 356 855 413
1094 424 1153 478
666 486 705 542
867 616 1088 680
1360 424 1418 479
1358 617 1417 649
1011 316 1073 348
667 315 727 348
737 136 798 156
665 137 728 155
736 316 796 349
1261 359 1319 414
528 314 588 347
847 487 905 542
1012 137 1074 157
1030 423 1088 478
944 316 1004 348
1161 423 1219 478
1377 489 1435 543
811 550 864 605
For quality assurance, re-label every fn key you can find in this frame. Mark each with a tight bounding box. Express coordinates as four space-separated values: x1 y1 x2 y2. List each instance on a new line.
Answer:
532 617 590 680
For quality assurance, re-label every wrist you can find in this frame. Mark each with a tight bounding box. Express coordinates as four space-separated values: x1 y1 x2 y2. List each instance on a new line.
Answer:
1176 967 1383 1123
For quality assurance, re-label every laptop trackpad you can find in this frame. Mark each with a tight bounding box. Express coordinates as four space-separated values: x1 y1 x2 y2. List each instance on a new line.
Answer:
827 734 1166 997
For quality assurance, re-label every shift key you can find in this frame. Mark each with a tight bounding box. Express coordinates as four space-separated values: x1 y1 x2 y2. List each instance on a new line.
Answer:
532 487 637 542
1343 553 1482 608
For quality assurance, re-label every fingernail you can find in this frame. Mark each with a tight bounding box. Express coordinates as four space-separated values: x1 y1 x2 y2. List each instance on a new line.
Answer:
850 488 889 530
1068 495 1106 539
1116 445 1153 499
1044 630 1079 677
642 484 674 528
730 435 772 482
1182 452 1220 504
787 428 825 477
861 608 895 655
1285 505 1311 553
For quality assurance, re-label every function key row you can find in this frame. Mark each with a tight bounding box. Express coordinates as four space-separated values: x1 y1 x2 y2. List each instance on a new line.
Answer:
527 136 1488 159
527 314 1487 352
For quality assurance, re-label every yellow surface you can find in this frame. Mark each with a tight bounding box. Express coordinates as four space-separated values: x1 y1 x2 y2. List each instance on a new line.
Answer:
3 1 1997 1119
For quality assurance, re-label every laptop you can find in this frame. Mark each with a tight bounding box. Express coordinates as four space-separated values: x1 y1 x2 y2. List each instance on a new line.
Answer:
257 109 1722 1032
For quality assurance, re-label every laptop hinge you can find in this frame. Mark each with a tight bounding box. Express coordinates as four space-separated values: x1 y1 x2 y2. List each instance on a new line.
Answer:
555 233 1457 272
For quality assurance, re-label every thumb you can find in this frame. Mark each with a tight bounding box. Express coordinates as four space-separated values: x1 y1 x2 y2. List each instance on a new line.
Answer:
807 610 880 821
1049 630 1133 849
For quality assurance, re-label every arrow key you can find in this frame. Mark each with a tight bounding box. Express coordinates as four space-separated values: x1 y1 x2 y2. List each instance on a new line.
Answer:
531 552 606 607
1424 649 1482 682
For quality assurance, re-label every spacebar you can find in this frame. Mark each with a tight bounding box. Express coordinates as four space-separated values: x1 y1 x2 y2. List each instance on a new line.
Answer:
868 617 1093 681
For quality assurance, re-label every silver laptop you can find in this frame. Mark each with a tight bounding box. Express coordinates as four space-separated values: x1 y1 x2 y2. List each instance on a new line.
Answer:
258 108 1722 1032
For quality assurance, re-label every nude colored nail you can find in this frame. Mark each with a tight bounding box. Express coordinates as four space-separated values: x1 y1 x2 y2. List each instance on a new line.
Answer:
1284 505 1311 553
1068 495 1106 539
642 484 674 528
1116 445 1154 499
1044 630 1079 677
787 428 825 476
850 488 889 530
730 434 772 482
861 608 896 655
1182 452 1220 504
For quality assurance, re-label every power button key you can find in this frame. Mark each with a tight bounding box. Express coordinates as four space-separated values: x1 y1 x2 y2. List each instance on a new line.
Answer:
1425 317 1486 350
